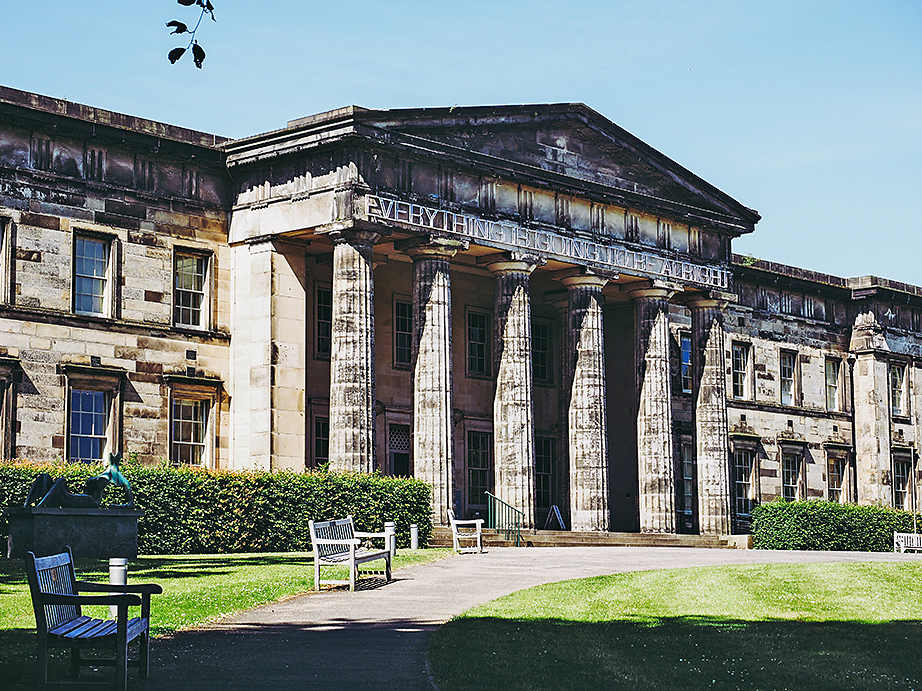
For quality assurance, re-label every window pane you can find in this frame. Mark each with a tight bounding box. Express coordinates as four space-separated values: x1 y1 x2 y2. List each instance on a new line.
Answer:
394 301 412 367
316 287 332 356
825 360 840 411
69 389 107 463
782 453 800 501
535 437 554 509
733 449 754 516
467 312 489 376
174 254 207 327
731 344 748 399
532 322 551 384
680 336 692 394
171 398 208 465
467 431 491 505
780 352 795 406
74 237 108 316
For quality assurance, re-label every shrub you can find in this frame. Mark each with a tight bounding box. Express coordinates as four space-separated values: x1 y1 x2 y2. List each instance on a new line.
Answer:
751 499 920 552
0 460 432 554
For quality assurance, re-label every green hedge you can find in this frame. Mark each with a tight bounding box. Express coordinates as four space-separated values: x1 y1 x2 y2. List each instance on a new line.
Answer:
751 499 921 552
0 460 432 554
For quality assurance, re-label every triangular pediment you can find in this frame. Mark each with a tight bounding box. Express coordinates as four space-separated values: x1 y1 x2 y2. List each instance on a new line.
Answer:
358 103 759 233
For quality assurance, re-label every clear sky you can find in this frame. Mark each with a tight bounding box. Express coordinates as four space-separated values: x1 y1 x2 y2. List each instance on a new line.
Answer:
5 1 920 285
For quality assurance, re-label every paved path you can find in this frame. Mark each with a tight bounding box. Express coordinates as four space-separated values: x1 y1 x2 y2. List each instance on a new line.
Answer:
137 547 921 691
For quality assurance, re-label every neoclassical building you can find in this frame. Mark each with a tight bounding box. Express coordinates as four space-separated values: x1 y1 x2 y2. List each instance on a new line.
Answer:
1 86 920 534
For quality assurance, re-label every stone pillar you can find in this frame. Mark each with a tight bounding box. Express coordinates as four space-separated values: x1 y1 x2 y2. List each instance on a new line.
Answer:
487 255 541 529
631 283 677 533
851 312 891 506
687 295 732 535
563 273 611 532
328 230 379 473
407 237 467 526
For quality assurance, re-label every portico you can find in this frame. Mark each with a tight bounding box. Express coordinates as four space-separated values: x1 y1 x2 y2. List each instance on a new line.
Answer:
223 103 759 534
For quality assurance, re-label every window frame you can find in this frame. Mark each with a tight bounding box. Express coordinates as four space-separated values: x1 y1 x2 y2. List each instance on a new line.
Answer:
826 449 851 503
779 349 797 407
532 319 553 386
731 445 758 519
0 216 12 305
893 453 914 512
825 358 842 412
72 231 116 318
465 428 492 510
534 436 556 510
393 296 413 370
680 441 696 518
0 357 18 462
730 342 751 400
781 448 805 501
63 364 125 464
465 308 491 379
387 422 412 477
172 247 213 331
889 361 909 418
314 282 333 360
680 333 693 395
165 374 222 468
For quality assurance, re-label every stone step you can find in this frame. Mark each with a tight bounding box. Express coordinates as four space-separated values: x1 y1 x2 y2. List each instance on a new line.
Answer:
429 527 740 549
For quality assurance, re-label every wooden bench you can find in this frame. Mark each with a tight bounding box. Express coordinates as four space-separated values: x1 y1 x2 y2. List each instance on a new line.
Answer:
26 547 162 691
309 516 393 591
894 531 922 553
448 509 484 553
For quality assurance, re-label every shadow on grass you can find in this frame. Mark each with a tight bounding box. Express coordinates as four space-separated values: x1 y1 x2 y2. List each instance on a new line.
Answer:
429 616 922 691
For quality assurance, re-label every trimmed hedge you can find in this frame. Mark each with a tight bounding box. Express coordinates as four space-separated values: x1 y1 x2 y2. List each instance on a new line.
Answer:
0 460 432 554
751 499 921 552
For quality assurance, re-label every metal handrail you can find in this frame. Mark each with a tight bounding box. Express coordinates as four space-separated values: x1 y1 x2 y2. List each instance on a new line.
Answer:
484 491 524 547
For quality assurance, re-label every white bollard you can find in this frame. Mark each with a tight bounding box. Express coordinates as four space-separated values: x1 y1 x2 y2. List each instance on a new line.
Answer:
108 558 128 619
410 523 419 550
384 520 396 561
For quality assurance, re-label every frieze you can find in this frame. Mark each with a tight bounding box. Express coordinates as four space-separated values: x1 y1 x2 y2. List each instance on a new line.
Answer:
365 194 729 289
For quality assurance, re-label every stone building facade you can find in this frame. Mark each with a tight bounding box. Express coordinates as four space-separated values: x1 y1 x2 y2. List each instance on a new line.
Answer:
1 86 920 534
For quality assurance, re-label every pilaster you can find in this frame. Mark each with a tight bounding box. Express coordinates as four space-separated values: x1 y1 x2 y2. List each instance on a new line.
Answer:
328 230 379 473
562 272 611 532
851 311 891 506
630 282 677 533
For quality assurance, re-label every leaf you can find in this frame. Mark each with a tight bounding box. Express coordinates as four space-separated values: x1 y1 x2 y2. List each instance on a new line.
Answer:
166 20 189 34
168 47 187 64
191 42 206 68
177 0 196 5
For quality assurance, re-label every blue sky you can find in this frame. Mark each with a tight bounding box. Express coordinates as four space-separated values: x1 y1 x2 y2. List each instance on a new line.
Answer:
5 1 920 284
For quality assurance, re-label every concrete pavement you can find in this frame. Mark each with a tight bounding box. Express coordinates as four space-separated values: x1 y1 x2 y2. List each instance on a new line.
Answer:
137 547 922 690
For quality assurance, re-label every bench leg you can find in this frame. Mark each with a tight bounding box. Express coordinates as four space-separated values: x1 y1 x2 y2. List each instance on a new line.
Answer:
36 638 48 691
70 647 80 678
385 554 392 582
140 628 151 678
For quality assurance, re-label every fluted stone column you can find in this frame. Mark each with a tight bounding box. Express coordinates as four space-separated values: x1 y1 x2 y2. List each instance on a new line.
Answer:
563 273 611 532
488 255 541 528
408 237 467 526
631 283 677 533
688 295 732 535
328 230 379 473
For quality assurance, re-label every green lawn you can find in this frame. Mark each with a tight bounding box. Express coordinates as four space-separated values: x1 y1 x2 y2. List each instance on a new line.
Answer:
429 562 922 691
0 549 448 689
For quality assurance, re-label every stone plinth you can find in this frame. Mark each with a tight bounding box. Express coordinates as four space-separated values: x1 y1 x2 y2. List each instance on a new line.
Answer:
5 507 143 559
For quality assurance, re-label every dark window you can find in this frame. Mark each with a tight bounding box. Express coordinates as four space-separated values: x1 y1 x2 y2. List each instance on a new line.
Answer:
825 359 841 412
780 351 796 406
33 138 52 171
731 343 749 399
85 148 104 182
69 389 107 463
681 443 695 516
732 449 755 517
680 335 692 394
890 363 907 416
314 416 329 466
171 398 208 465
174 253 208 328
532 321 552 385
467 431 491 506
828 454 846 502
467 310 489 377
388 423 411 476
894 457 912 511
394 300 412 368
782 451 802 501
74 236 109 316
316 286 332 358
535 437 555 509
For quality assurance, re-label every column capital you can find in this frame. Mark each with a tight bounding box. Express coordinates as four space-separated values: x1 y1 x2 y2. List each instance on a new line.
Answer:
677 289 737 311
480 251 546 275
395 234 469 260
627 279 681 302
323 229 381 247
561 274 610 291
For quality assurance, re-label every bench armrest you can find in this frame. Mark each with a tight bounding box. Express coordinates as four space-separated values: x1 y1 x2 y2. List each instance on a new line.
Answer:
77 581 163 595
42 593 142 607
353 531 387 539
452 518 484 527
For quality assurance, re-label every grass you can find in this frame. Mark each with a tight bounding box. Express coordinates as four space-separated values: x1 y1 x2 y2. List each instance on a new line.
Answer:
0 548 449 689
429 562 922 691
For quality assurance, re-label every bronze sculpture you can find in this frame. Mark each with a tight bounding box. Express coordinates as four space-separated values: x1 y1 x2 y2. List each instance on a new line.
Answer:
24 452 134 509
